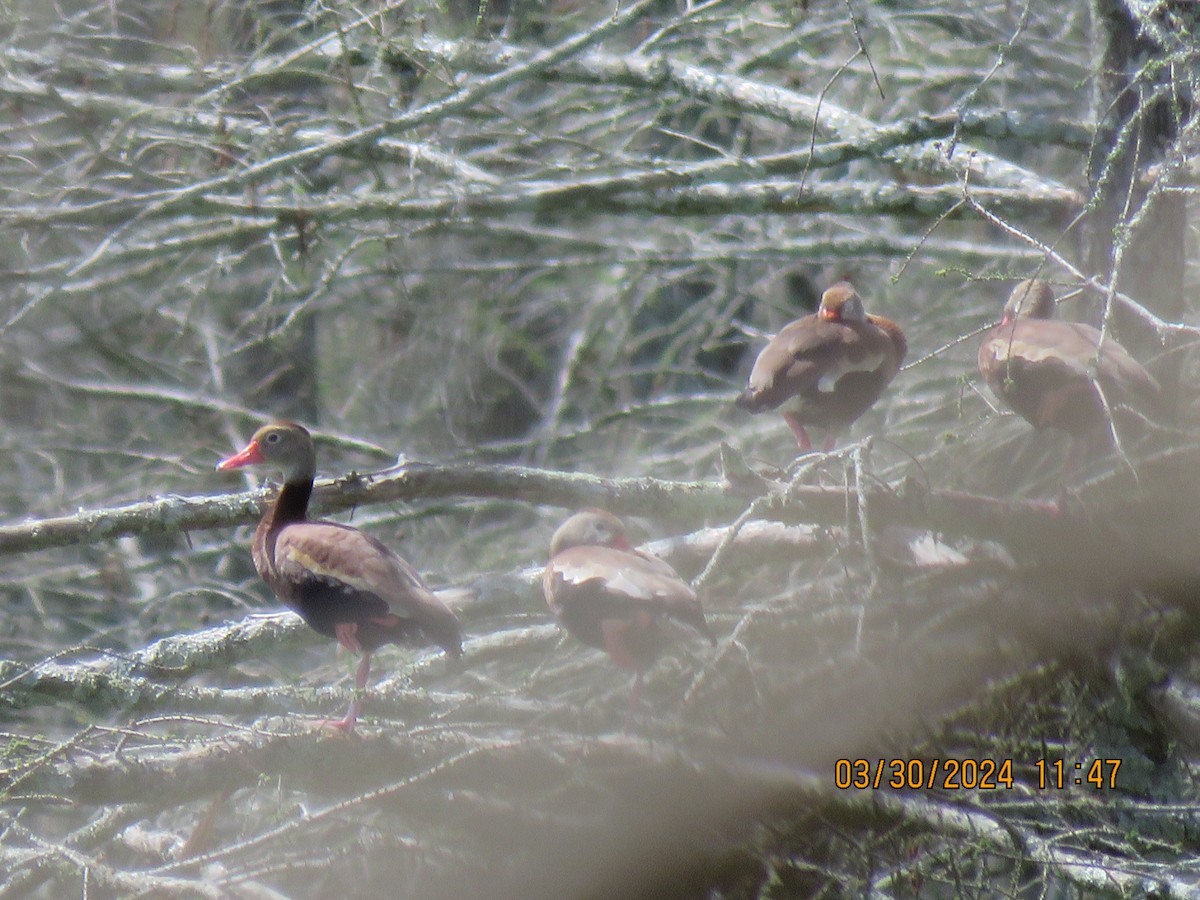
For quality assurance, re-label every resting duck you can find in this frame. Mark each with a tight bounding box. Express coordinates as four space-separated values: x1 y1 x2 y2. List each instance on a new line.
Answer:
218 422 462 731
542 509 715 703
735 282 906 451
977 279 1160 474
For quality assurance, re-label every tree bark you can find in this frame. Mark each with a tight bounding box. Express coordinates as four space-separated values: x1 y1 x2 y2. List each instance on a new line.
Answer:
1088 0 1189 412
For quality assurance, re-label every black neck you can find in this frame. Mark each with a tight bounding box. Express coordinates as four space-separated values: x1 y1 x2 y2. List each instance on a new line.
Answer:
271 478 313 526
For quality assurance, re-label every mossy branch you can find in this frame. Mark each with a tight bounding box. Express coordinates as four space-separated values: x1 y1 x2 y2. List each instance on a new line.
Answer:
0 458 1064 553
1 453 1180 590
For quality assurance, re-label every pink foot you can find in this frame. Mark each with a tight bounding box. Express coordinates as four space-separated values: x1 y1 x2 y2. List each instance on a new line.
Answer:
318 714 359 734
318 650 372 733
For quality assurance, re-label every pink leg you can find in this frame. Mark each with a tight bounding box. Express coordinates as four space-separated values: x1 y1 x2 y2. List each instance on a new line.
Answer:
782 413 812 452
325 651 372 733
820 434 838 452
334 622 362 653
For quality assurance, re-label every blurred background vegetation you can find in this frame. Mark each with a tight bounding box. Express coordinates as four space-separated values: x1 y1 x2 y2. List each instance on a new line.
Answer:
1 0 1199 896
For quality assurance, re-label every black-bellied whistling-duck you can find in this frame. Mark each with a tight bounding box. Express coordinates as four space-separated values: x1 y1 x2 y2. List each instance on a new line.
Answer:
735 282 907 452
542 509 715 704
217 422 462 731
978 280 1161 476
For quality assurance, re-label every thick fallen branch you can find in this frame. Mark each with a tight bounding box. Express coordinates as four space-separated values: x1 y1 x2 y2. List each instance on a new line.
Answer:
1 179 1080 231
179 180 1078 227
0 455 1174 583
0 621 560 722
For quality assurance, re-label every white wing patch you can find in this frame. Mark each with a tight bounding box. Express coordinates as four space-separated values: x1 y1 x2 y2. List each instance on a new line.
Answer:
816 351 886 392
553 558 657 601
984 338 1091 376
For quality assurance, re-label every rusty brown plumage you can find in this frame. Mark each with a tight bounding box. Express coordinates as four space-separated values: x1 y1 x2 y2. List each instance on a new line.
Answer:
735 282 906 451
218 422 461 730
542 509 714 700
978 280 1160 438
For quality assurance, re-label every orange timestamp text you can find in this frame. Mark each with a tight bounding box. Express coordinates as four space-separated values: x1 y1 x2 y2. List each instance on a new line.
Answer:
835 757 1014 790
834 757 1123 791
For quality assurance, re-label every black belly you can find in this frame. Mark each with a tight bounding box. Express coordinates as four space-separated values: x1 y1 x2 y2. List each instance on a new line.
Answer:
988 359 1103 436
554 583 664 670
793 369 889 430
288 580 421 651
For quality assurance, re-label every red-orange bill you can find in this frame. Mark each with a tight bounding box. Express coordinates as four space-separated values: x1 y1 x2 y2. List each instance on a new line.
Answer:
217 441 264 471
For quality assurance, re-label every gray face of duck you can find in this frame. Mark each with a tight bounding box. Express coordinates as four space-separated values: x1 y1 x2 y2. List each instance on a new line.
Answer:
549 509 631 556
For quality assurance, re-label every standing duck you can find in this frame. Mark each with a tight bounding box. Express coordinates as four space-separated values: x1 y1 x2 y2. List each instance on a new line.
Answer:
977 279 1161 475
542 509 715 703
735 282 907 451
217 422 462 731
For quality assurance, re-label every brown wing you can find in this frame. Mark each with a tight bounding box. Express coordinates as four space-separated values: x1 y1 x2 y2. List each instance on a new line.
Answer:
979 319 1159 432
1088 327 1161 409
270 522 462 656
737 316 853 412
543 545 714 648
867 314 907 369
736 316 901 419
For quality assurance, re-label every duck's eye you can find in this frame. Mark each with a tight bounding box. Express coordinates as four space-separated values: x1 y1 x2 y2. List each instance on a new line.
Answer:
265 432 282 444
